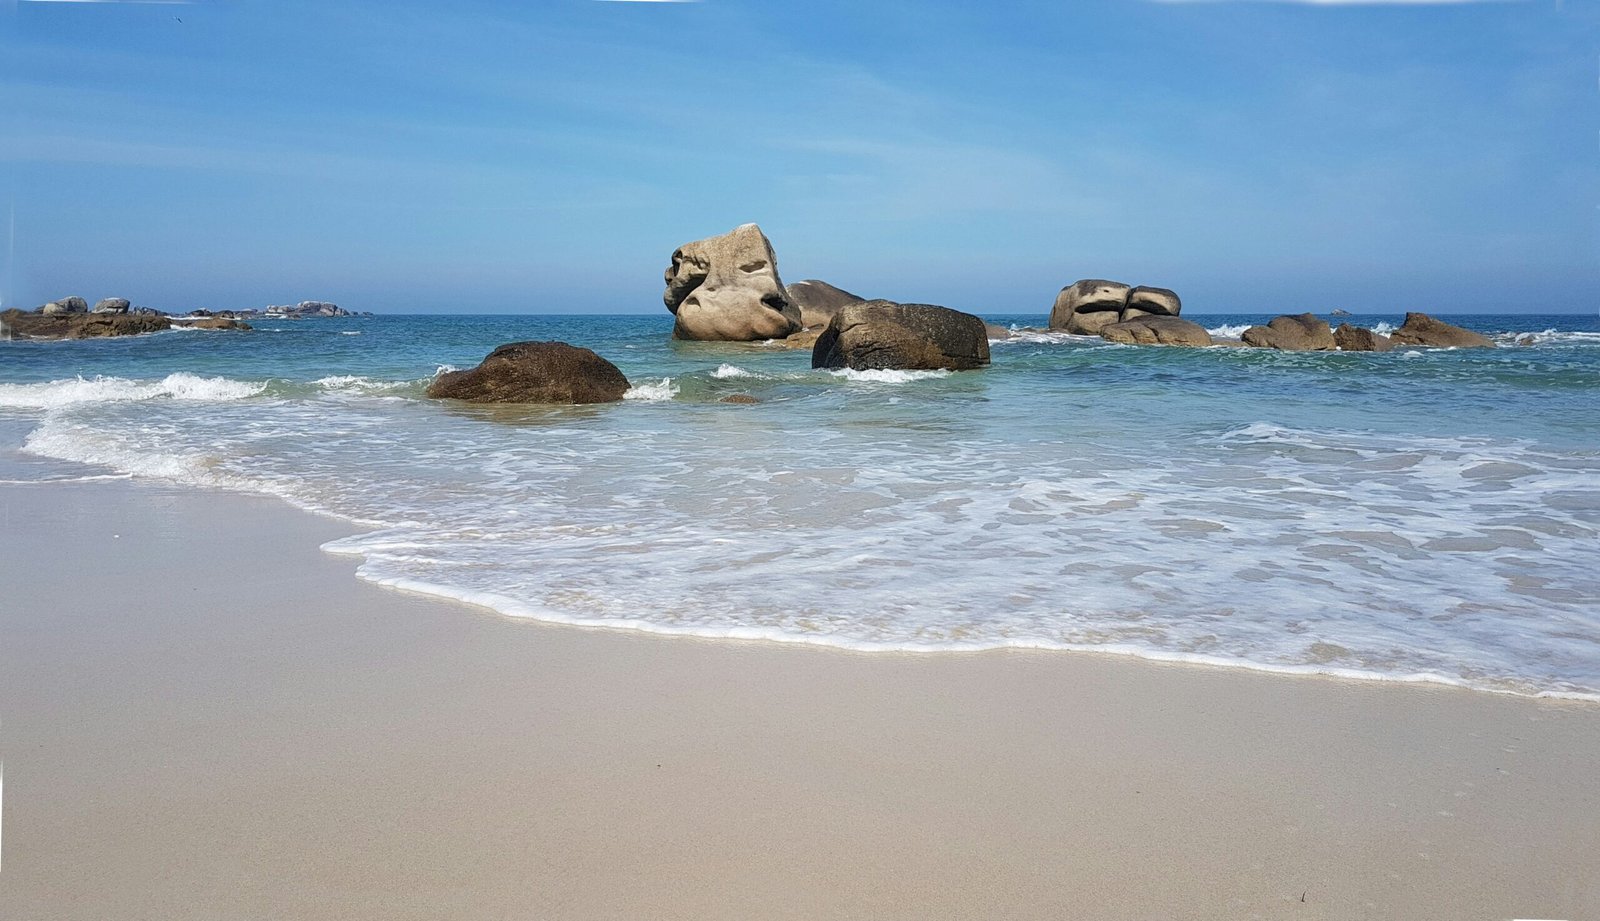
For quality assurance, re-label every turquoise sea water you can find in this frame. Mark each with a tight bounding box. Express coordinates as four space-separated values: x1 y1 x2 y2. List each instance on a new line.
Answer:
3 312 1598 698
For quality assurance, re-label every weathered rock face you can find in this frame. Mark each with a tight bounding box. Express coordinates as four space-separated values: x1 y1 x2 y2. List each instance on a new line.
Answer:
1241 313 1336 351
1126 286 1181 317
1049 279 1131 333
2 308 170 339
785 279 864 329
1388 312 1495 349
55 296 89 314
1334 324 1393 352
426 341 630 404
811 301 990 371
664 223 801 341
1100 315 1212 347
92 298 131 314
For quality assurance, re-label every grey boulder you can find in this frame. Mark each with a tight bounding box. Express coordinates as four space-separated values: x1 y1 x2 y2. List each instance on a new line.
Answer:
664 223 801 342
93 297 131 314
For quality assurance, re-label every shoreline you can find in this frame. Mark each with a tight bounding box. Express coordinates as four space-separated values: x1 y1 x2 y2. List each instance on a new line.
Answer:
3 476 1597 919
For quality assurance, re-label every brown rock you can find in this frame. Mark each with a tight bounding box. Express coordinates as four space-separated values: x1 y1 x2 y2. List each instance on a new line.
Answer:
784 279 865 329
1100 316 1212 347
2 308 170 339
426 341 630 404
664 223 801 341
1334 324 1393 352
719 394 760 404
812 301 990 372
181 317 252 331
1388 312 1495 349
1241 313 1335 351
1124 286 1181 319
1048 279 1130 333
985 323 1014 341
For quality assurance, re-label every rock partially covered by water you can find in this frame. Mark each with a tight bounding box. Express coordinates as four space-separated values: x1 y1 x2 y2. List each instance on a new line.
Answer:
812 301 989 371
1388 312 1495 349
427 341 630 404
1334 323 1393 352
1241 313 1335 351
2 308 170 339
1100 315 1212 347
664 223 801 342
180 317 252 331
93 297 131 314
785 279 864 329
1049 279 1131 334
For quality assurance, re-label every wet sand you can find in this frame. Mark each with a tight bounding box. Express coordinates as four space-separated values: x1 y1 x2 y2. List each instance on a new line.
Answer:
2 480 1597 920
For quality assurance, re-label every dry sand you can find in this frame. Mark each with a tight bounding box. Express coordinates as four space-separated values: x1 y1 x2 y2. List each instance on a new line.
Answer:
1 480 1597 920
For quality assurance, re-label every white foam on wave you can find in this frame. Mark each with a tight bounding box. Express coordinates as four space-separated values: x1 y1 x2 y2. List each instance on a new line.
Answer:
623 378 679 401
829 368 952 383
1371 321 1396 336
314 375 410 394
712 364 755 379
0 373 266 409
340 331 361 336
1205 323 1251 339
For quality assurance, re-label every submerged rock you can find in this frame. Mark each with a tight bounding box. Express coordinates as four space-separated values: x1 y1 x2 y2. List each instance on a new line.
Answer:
426 341 630 404
1388 312 1495 349
1334 323 1393 352
719 394 760 404
785 279 864 329
664 223 801 342
1241 313 1335 351
812 301 989 372
1100 315 1212 347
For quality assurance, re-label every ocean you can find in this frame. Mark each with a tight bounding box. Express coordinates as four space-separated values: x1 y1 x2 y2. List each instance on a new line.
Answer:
3 313 1597 699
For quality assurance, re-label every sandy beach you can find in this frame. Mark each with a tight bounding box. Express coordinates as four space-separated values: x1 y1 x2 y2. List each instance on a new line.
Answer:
0 479 1594 920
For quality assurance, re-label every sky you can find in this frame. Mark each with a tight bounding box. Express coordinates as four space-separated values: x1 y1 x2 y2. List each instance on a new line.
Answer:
1 0 1596 315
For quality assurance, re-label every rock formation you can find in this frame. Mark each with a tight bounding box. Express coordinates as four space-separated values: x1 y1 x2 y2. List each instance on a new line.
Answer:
1241 313 1336 351
664 224 801 341
426 341 630 404
1388 313 1495 349
1 308 171 339
1048 279 1181 334
785 279 864 329
1100 315 1212 347
812 301 990 372
1334 324 1393 352
180 317 253 331
93 298 131 314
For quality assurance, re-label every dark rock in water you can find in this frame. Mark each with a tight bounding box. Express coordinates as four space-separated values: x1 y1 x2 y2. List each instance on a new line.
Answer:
785 279 864 329
720 394 760 404
1124 286 1181 319
1334 323 1393 352
3 308 170 339
1100 315 1212 347
1241 313 1335 351
427 341 631 404
1049 279 1130 333
1388 312 1495 349
92 297 131 314
812 300 989 371
664 223 801 342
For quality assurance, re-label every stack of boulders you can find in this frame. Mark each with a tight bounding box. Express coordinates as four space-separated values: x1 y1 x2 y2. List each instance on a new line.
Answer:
1049 279 1212 347
1239 311 1494 351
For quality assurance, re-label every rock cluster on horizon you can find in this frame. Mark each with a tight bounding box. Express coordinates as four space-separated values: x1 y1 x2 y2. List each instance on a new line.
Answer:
1049 280 1182 335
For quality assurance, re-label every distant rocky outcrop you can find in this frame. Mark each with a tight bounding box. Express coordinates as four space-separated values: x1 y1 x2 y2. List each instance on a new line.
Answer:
1334 323 1393 352
664 224 801 341
92 297 131 314
2 308 170 340
785 279 865 330
1331 308 1352 318
812 301 989 372
264 301 352 319
1048 279 1181 335
1388 313 1495 349
1100 315 1212 347
1241 313 1335 351
177 317 253 331
426 341 630 404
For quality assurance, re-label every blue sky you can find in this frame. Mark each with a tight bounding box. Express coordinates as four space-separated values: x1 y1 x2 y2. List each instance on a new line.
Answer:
2 0 1595 314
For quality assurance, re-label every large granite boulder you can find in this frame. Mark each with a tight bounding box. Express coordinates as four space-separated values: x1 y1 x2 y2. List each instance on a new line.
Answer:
1334 324 1393 352
1388 312 1495 349
664 223 801 341
812 301 989 371
1100 315 1212 347
1241 313 1335 351
93 297 131 314
426 341 630 404
1123 286 1182 320
56 296 88 314
1049 279 1131 334
785 279 864 329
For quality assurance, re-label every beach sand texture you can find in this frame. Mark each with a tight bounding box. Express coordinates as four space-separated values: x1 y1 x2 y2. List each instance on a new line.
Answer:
2 480 1597 920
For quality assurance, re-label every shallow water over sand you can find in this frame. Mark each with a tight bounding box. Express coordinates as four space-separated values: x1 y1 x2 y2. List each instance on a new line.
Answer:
3 312 1598 697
